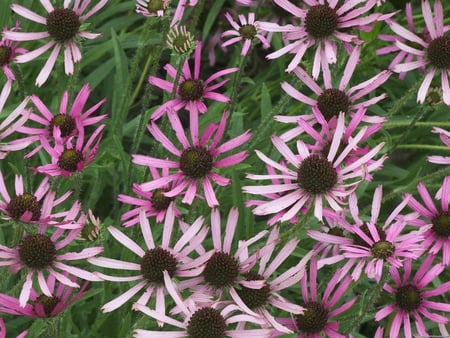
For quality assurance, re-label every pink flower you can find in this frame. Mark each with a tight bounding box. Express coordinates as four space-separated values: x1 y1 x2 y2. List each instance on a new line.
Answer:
244 113 386 221
259 0 381 76
283 107 384 180
171 0 198 27
385 0 450 104
4 0 108 86
405 175 450 265
222 12 270 56
375 255 450 338
34 124 105 177
88 206 209 318
135 0 170 17
0 272 89 317
271 256 357 338
340 185 424 282
133 292 272 337
276 46 389 131
118 167 182 226
0 21 27 108
180 208 270 302
148 42 238 120
0 227 102 306
11 83 107 158
428 127 450 165
232 227 313 333
134 110 251 207
0 172 80 228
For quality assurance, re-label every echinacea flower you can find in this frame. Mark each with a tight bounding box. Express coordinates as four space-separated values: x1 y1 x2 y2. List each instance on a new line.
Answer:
259 0 381 76
135 0 170 17
428 127 450 165
4 0 108 86
133 290 272 337
0 227 102 307
232 227 313 333
88 206 210 317
340 186 424 282
283 107 384 178
405 175 450 265
11 83 107 158
222 12 270 56
118 167 182 226
179 208 270 303
134 110 251 207
276 46 390 132
0 272 89 317
34 124 105 177
375 255 450 338
167 25 195 55
385 0 450 104
148 42 238 120
271 256 357 338
171 0 198 27
77 209 101 241
244 113 386 221
0 21 27 109
0 171 79 228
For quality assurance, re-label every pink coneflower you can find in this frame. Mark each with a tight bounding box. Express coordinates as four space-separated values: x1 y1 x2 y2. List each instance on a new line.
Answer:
0 227 102 307
245 161 300 226
276 46 390 131
0 21 27 108
259 0 381 76
243 113 386 221
428 127 450 165
376 3 447 80
385 0 450 104
148 42 238 120
134 110 251 207
118 167 182 226
375 255 450 338
222 12 270 56
232 227 313 333
340 186 424 282
0 97 32 159
11 83 107 158
0 172 79 228
4 0 108 86
0 272 89 317
34 124 105 177
180 208 270 301
77 209 101 241
88 207 210 318
0 318 28 338
283 107 384 179
405 176 450 265
133 292 272 337
135 0 170 17
271 257 357 338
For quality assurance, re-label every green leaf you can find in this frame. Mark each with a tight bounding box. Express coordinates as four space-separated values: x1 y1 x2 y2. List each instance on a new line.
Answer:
201 0 227 41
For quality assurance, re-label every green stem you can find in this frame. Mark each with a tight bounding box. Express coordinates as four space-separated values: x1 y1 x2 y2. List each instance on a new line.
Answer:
395 144 450 151
124 21 171 194
74 172 82 202
386 79 421 120
46 316 61 338
119 17 155 119
387 105 431 156
11 64 26 100
383 121 450 128
279 207 315 243
227 51 249 115
343 268 389 335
